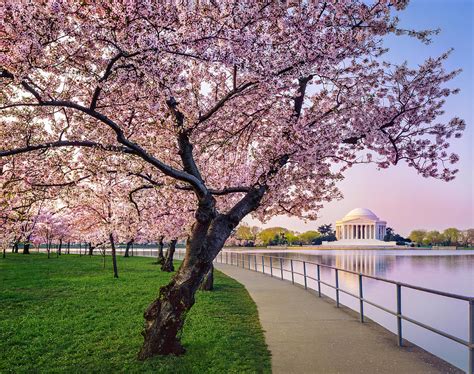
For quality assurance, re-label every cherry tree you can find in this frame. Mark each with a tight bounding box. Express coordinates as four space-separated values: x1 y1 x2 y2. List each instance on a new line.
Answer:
129 180 195 269
32 211 62 258
0 164 19 257
0 160 54 255
64 174 142 277
0 1 465 358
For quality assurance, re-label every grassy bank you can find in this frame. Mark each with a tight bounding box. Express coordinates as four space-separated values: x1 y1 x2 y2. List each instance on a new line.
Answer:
0 254 271 373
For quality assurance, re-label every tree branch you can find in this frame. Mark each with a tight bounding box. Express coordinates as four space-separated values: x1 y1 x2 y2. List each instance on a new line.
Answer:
177 184 250 196
0 140 132 158
167 97 205 185
28 174 92 188
195 81 255 126
90 52 125 110
293 75 313 119
128 185 154 216
226 186 266 224
2 70 209 197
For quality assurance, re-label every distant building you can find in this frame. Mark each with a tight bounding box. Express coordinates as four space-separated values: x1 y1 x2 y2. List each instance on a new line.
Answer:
334 208 396 246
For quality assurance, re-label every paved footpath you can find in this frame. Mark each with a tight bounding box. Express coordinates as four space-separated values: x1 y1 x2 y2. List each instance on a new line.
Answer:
215 264 462 374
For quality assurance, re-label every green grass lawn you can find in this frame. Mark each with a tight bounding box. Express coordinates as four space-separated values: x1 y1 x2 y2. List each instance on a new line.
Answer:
0 253 271 373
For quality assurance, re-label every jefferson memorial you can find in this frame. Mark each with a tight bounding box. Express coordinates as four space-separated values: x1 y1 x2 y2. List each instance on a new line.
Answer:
334 208 396 246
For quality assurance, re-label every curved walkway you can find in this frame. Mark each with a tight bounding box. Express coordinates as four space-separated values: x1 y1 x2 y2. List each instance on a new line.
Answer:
215 263 461 374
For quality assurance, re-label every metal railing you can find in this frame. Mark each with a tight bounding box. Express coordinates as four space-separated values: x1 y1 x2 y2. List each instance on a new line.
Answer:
214 251 474 374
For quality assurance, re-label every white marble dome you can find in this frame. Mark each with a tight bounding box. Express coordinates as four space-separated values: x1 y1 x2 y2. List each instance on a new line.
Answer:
343 208 379 221
334 207 389 244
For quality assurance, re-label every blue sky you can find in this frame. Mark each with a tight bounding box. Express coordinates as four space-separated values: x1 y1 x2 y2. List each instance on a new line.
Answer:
245 0 474 236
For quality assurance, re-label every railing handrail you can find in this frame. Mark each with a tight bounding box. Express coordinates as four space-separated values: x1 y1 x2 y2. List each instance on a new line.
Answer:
229 252 474 302
60 246 471 301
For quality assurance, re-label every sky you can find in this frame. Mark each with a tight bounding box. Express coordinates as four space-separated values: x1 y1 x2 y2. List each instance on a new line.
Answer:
245 0 474 237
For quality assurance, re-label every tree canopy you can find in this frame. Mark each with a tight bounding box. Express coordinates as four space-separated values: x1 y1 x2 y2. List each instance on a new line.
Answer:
0 0 466 359
408 227 470 246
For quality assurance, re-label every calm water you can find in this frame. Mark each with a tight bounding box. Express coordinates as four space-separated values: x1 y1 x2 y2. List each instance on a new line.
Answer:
222 249 474 372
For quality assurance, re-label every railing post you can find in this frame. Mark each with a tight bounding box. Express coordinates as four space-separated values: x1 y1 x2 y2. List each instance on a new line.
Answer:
270 257 273 277
317 264 321 297
397 284 403 347
262 256 265 274
255 255 258 271
242 253 245 268
359 274 364 323
290 259 294 284
468 299 473 374
226 252 228 264
280 258 284 279
248 254 251 270
303 261 307 289
335 269 340 307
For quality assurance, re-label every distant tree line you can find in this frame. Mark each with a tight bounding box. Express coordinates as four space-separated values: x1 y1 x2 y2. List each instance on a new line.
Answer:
232 224 474 248
408 228 474 247
231 223 337 246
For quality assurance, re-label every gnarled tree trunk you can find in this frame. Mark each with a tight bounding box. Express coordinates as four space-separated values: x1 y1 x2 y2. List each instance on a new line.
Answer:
138 187 264 360
109 234 119 278
139 255 211 358
58 239 62 256
155 236 165 265
124 239 134 257
88 242 94 256
12 242 19 253
23 241 30 255
161 239 177 272
200 264 214 291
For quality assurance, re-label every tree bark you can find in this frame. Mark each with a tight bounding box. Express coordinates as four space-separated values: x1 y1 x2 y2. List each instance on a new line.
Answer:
124 239 133 257
2 247 5 258
139 244 212 358
47 241 51 259
12 242 19 253
58 239 62 256
88 242 94 256
155 236 165 265
199 264 214 291
161 239 177 272
23 241 30 255
109 234 119 278
67 241 70 254
138 187 265 360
